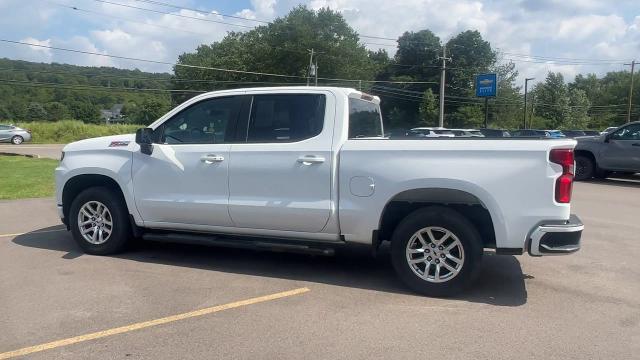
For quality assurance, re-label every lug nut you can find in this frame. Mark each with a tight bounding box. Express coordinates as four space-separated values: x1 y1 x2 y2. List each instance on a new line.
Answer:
425 249 430 253
435 259 440 264
427 256 432 261
431 244 435 248
440 254 445 258
438 246 444 250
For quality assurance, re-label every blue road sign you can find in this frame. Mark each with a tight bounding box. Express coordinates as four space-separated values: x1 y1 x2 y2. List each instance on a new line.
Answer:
476 73 497 97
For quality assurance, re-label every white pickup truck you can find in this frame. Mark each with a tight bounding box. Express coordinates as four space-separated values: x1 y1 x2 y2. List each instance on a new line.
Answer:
55 87 583 296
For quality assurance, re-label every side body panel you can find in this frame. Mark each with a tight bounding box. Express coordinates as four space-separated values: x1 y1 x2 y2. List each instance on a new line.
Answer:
338 139 576 249
55 134 142 224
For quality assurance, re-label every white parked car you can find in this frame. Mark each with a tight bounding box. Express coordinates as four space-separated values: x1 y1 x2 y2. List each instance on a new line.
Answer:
407 127 455 138
449 129 485 137
55 87 583 296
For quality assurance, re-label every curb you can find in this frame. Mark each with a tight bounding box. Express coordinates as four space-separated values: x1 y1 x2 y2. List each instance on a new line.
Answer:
0 152 41 158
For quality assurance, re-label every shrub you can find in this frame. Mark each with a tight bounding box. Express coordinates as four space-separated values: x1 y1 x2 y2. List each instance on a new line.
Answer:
16 120 143 144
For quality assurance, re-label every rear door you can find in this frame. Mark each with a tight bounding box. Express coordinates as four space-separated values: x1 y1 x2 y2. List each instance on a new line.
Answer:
599 123 640 171
228 92 334 233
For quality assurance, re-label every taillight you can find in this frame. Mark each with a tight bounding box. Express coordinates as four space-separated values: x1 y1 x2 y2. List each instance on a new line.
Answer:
550 149 574 203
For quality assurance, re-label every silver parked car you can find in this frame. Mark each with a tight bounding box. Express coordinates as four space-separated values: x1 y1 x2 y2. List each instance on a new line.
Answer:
0 124 32 145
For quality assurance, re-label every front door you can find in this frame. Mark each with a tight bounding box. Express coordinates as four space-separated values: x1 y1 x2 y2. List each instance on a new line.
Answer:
599 123 640 171
228 92 333 233
132 95 244 227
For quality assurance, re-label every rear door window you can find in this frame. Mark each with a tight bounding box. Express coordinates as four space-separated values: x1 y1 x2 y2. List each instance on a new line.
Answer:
246 94 326 143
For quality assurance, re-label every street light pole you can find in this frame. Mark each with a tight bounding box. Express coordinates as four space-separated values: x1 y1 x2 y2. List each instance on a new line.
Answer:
625 60 636 123
523 77 535 129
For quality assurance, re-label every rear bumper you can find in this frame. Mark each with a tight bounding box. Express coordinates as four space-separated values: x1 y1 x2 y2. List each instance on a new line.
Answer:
528 214 583 256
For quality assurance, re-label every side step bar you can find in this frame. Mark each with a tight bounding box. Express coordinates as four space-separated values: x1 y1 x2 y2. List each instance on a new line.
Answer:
142 232 336 256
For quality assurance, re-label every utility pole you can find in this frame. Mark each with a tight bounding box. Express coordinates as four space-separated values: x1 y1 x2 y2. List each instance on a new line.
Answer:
624 60 636 123
307 48 314 86
437 44 452 128
314 57 318 87
523 77 535 129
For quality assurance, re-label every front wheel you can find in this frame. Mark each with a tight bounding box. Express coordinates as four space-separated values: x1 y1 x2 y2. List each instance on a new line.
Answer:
391 206 483 297
11 135 23 145
69 187 131 255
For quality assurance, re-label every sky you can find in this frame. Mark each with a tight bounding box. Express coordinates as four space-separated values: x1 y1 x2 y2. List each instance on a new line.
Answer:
0 0 638 87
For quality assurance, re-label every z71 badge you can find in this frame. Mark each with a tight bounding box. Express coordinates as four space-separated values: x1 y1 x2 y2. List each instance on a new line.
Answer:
109 141 131 147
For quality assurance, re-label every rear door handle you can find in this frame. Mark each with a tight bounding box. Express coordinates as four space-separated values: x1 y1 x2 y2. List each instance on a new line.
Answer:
200 154 225 163
297 155 325 164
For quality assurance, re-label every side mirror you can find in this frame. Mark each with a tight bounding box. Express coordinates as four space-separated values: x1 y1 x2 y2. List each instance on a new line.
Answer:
604 133 612 143
135 128 154 155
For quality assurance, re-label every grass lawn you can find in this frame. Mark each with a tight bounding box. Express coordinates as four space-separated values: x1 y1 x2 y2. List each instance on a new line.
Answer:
0 155 58 200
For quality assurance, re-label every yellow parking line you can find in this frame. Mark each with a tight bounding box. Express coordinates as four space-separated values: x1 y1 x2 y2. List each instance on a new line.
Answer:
0 228 66 238
0 287 310 359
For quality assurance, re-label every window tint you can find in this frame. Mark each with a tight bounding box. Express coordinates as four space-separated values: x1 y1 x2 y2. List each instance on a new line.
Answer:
159 96 242 144
0 125 9 130
349 98 383 138
246 94 325 143
611 124 640 140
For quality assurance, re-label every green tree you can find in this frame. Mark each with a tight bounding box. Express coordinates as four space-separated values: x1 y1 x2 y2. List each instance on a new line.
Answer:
533 72 570 129
68 101 100 123
124 99 169 125
172 6 376 103
26 102 48 121
565 88 590 129
44 102 69 121
418 89 438 126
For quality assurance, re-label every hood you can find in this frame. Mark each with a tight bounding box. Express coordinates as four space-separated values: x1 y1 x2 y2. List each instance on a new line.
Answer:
576 134 603 143
63 133 136 152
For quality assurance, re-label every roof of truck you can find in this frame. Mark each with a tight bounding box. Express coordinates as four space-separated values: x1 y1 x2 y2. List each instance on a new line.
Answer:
193 86 380 104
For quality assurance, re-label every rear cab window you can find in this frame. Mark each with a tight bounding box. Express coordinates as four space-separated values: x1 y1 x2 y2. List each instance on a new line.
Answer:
348 97 384 139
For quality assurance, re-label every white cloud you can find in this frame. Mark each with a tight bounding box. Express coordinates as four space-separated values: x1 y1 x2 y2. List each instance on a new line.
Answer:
1 0 639 88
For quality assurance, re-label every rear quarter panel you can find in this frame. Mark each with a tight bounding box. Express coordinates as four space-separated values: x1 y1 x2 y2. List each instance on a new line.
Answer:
338 138 576 249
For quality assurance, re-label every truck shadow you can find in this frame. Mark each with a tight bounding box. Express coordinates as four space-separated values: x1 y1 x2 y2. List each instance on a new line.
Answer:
13 226 528 307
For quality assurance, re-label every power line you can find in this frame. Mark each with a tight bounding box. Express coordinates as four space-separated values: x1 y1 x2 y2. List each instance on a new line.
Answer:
91 0 255 28
129 0 269 24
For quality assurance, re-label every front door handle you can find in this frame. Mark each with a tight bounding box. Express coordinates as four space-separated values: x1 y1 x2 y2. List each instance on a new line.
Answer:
200 154 225 163
297 155 325 165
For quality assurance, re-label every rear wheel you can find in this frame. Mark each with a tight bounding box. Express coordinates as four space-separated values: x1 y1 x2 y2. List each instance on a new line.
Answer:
391 206 483 297
11 135 23 145
575 155 594 180
69 187 131 255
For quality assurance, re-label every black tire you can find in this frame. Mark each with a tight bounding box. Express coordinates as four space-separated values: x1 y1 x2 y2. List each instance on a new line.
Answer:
594 169 612 179
11 135 23 145
390 206 483 297
69 186 131 255
575 155 594 181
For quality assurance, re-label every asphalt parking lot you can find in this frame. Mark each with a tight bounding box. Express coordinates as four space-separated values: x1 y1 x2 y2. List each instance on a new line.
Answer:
1 180 639 359
0 144 64 160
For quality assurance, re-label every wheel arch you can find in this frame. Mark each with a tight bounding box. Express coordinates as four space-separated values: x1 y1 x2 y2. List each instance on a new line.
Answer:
575 149 596 164
377 187 499 249
62 174 129 222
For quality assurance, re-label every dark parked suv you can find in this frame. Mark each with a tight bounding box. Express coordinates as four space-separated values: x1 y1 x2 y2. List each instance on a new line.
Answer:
574 122 640 180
